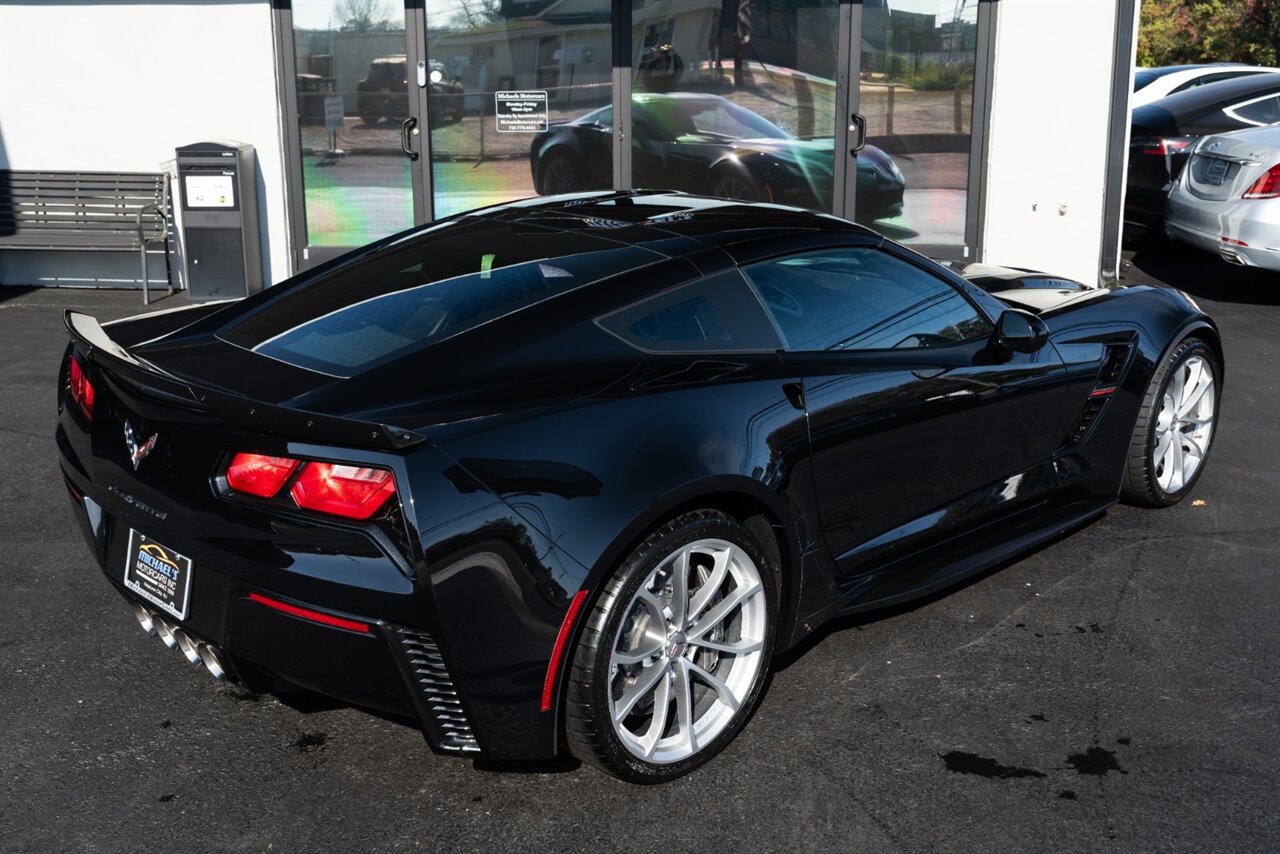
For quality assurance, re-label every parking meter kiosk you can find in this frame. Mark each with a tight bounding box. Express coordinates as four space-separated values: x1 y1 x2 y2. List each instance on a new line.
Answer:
175 140 262 300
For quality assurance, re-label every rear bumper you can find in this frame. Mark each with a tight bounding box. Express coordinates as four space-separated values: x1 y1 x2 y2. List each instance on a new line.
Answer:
1166 190 1280 273
64 469 483 755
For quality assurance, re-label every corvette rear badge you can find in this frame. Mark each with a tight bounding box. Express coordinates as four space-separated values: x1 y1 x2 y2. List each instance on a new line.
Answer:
123 420 159 471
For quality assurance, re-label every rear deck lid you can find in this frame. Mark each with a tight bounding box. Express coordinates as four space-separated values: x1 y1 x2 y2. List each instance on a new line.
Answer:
1185 130 1280 201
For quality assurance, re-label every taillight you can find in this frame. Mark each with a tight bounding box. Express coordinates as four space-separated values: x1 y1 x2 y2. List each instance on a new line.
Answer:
290 462 397 520
225 453 300 498
1242 163 1280 199
1142 136 1195 156
68 355 95 420
224 454 397 520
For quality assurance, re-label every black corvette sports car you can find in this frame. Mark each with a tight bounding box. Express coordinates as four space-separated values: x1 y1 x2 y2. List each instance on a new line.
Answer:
58 192 1221 782
530 93 905 221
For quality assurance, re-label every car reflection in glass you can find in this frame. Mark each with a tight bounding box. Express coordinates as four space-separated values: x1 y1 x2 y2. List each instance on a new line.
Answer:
531 93 905 222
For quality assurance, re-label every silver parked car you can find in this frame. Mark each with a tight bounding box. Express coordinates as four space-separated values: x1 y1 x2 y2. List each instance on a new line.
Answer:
1165 124 1280 271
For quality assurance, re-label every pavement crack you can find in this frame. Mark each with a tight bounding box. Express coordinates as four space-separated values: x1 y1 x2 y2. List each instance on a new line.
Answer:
0 424 47 441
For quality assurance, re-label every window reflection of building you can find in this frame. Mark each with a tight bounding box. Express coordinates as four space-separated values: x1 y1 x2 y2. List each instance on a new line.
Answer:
426 0 614 219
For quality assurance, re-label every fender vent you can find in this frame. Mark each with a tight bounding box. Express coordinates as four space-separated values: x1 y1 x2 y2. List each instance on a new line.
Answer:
1061 343 1133 449
1095 342 1130 390
397 628 480 753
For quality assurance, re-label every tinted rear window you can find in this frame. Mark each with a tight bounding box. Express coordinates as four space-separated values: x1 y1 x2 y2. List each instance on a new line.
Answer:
219 221 658 376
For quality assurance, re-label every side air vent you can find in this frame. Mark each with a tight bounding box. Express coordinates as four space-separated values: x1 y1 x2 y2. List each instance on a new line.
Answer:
1061 343 1133 449
1095 342 1130 393
397 628 480 753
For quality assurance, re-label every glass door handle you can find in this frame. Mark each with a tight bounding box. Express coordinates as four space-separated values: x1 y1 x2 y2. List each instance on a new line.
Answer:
401 117 419 161
849 113 866 154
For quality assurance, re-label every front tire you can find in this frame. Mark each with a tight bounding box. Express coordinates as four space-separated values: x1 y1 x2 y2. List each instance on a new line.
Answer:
539 153 581 195
565 510 777 782
1122 337 1220 507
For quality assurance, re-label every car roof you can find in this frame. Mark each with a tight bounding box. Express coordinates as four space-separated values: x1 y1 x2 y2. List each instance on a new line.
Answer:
463 190 877 257
1134 72 1280 122
633 92 727 103
1136 63 1250 77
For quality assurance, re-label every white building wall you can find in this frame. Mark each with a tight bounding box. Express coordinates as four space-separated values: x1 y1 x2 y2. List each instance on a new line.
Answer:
980 0 1124 284
0 0 290 289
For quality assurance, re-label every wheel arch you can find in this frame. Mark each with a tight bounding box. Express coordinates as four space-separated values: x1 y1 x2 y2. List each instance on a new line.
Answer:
1164 318 1224 385
534 141 582 193
548 475 806 749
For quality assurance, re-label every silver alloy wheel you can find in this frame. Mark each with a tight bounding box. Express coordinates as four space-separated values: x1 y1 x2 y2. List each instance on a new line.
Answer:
712 175 755 201
608 538 767 764
543 158 578 194
1154 354 1216 493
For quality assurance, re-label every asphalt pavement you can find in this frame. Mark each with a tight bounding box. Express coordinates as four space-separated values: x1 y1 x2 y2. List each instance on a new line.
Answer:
1 239 1276 852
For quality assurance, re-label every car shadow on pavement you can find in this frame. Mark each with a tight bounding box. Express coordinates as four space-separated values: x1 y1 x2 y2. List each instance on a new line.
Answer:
261 682 588 775
771 515 1098 674
1123 234 1280 307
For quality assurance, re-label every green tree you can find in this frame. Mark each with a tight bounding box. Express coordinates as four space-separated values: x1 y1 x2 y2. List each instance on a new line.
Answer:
1138 0 1279 67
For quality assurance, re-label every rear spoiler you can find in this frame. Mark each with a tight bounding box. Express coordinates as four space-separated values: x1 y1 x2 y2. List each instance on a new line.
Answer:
64 310 426 451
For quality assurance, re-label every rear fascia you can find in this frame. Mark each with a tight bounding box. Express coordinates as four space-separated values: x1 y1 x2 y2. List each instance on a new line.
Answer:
58 323 587 760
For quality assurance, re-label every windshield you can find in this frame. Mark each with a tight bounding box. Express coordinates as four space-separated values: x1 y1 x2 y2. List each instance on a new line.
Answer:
641 98 791 141
219 221 659 377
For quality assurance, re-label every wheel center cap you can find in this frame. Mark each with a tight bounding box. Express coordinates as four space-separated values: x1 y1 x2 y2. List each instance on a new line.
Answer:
666 631 687 659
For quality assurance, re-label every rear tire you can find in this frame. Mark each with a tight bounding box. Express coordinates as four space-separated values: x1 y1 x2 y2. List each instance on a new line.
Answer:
565 510 777 783
1121 337 1220 507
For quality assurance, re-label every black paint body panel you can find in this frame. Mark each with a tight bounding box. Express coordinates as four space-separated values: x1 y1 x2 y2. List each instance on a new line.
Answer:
56 193 1219 760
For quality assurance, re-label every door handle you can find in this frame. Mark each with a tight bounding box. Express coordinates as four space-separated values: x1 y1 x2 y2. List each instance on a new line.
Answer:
401 117 419 161
849 113 866 154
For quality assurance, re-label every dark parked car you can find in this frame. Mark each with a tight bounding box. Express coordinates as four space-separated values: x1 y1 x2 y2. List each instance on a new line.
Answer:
1131 63 1280 108
58 192 1221 782
530 93 905 222
1127 72 1280 229
358 55 464 125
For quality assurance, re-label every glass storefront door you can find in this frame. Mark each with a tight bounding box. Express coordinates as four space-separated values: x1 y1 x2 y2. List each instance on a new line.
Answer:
286 1 427 265
423 0 614 219
852 0 981 251
628 0 843 214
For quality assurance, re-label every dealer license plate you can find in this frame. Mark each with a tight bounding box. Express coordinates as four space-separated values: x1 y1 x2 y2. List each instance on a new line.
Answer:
123 530 194 620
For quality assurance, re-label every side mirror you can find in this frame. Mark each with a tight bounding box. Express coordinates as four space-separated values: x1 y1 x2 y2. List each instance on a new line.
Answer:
992 309 1049 353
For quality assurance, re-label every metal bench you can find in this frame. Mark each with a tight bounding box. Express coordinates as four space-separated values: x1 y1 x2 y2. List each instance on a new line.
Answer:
0 170 175 304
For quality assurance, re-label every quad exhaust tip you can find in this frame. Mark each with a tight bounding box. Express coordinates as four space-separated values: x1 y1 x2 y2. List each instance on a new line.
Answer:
132 604 228 681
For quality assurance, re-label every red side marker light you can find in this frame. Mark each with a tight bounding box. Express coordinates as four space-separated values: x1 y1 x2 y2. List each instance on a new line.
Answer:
226 453 301 498
248 592 370 634
1090 386 1117 398
1220 236 1249 247
290 462 397 520
541 589 590 713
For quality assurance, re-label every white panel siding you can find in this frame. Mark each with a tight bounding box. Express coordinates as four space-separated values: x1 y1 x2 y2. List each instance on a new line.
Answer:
980 0 1124 284
0 0 290 289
